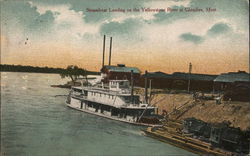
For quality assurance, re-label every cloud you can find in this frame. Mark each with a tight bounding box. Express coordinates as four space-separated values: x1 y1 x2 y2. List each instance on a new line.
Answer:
100 18 142 35
28 10 55 32
1 1 55 35
142 0 190 22
25 2 101 44
179 22 234 44
207 22 231 36
180 33 204 44
98 0 193 42
153 6 188 23
98 18 146 44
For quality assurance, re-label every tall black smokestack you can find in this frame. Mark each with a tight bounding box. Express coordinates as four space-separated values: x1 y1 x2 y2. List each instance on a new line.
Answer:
109 37 112 66
102 35 106 68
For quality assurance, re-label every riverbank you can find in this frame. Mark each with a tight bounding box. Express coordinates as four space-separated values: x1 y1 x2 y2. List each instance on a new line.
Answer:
150 92 250 131
0 64 99 75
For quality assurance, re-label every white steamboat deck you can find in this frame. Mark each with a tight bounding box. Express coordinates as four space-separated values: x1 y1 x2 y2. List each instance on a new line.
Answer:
67 104 160 127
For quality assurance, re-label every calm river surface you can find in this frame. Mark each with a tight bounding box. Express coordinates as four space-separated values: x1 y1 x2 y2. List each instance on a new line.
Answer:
1 72 196 156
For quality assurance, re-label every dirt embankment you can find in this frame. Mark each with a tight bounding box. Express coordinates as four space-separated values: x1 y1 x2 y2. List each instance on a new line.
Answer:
150 93 193 114
150 92 250 131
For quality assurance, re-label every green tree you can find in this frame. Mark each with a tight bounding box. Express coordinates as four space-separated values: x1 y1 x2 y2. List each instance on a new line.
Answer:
60 65 87 83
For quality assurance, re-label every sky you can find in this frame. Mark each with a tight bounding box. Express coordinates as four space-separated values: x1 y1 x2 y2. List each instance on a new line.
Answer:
1 0 249 74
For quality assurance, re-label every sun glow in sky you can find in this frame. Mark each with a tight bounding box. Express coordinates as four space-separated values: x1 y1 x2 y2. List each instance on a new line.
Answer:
1 0 249 74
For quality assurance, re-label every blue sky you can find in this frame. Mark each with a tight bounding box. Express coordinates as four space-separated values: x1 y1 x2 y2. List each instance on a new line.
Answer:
1 0 249 73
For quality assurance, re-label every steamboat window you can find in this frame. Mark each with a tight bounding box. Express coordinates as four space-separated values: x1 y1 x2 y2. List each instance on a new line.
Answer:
73 88 82 93
121 96 131 103
121 96 140 103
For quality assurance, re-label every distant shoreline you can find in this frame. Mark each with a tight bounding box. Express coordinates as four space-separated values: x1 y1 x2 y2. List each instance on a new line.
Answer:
0 71 61 74
0 64 100 75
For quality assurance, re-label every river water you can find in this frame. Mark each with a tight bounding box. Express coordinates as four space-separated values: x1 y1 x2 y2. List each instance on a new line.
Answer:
1 72 196 156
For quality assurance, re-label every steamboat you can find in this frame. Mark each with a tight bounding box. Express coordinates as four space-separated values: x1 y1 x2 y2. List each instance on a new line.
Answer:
66 78 161 126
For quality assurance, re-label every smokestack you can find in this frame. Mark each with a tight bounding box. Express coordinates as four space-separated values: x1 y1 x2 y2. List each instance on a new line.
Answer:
102 35 106 68
145 70 148 104
109 37 112 66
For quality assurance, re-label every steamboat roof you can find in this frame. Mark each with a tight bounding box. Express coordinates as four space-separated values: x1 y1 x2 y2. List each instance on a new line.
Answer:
102 65 141 73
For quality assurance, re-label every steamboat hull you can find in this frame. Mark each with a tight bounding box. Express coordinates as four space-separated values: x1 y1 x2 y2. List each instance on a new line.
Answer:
67 96 161 127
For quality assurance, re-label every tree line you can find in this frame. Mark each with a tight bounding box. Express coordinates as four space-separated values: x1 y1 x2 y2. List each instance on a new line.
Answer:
0 64 99 82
